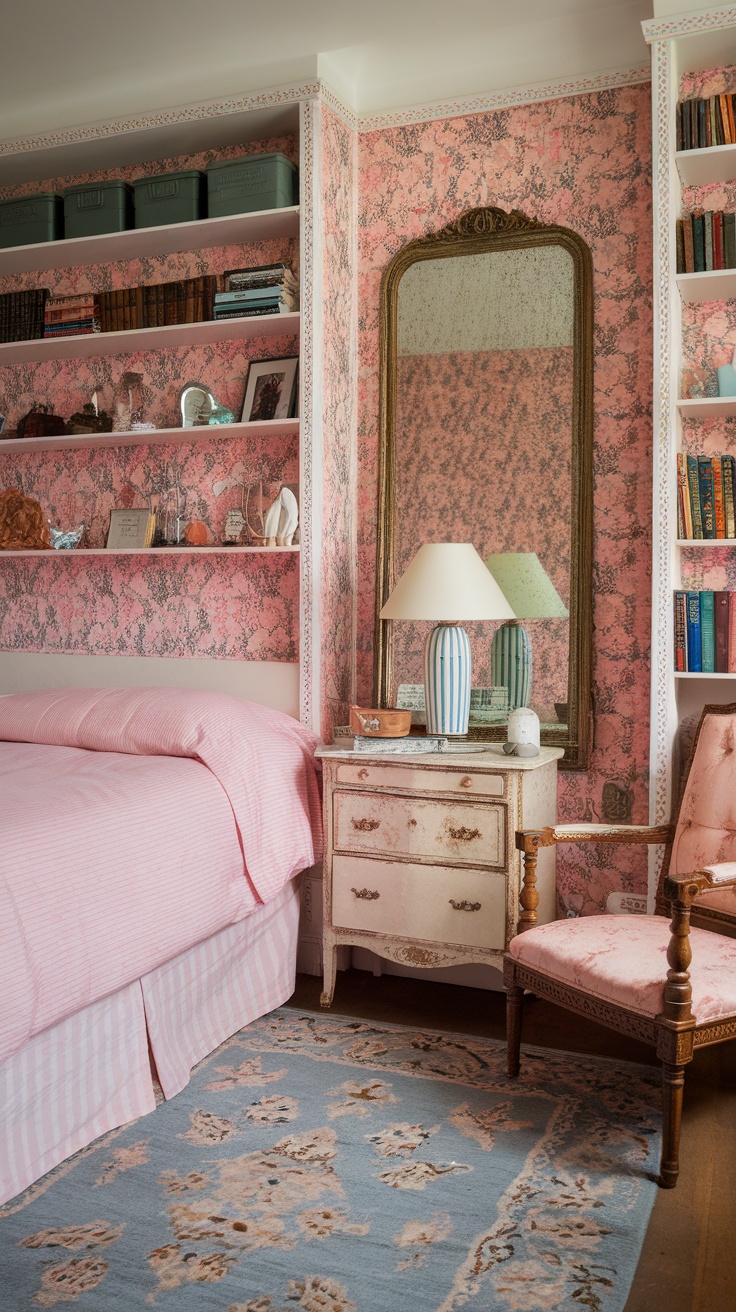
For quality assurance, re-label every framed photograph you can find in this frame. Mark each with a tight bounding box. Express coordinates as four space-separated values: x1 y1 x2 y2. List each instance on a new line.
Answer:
106 508 155 550
241 357 298 423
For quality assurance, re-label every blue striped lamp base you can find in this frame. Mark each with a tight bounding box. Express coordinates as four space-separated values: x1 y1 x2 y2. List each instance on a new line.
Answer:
424 623 471 737
491 622 532 712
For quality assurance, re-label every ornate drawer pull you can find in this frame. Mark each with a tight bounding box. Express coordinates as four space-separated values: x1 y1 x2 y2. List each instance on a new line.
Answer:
352 887 380 900
449 899 481 912
448 825 481 842
357 768 369 780
352 817 380 832
459 776 473 788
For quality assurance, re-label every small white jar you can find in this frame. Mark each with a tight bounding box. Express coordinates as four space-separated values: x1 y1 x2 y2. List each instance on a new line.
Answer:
507 706 540 756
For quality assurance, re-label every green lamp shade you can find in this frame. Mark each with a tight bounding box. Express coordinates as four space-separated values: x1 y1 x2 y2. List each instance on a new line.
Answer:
486 553 568 712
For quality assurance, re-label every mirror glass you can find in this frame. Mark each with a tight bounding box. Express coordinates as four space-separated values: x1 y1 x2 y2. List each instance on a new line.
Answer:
375 208 593 769
179 382 216 428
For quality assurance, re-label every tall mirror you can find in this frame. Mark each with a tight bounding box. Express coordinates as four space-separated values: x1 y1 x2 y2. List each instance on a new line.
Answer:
374 207 593 770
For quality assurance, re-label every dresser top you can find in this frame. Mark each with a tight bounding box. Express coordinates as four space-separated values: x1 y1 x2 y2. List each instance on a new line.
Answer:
316 743 564 771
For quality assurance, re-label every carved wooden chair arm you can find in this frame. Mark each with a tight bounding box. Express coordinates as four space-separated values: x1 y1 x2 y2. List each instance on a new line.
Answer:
658 868 736 1023
519 823 674 847
512 824 674 936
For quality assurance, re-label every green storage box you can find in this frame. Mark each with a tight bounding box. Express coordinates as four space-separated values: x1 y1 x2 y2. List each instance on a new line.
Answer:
64 181 133 238
132 170 204 228
206 153 297 217
0 193 63 248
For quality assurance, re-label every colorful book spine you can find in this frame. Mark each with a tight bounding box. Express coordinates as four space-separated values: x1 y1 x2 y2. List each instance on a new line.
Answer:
687 454 704 538
725 455 736 538
698 455 716 538
730 594 736 673
674 591 688 671
715 591 730 672
686 592 702 672
713 457 726 537
701 590 716 672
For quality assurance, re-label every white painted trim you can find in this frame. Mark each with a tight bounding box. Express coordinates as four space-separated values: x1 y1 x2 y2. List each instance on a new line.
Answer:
643 4 736 43
0 67 651 172
354 66 651 131
0 652 299 713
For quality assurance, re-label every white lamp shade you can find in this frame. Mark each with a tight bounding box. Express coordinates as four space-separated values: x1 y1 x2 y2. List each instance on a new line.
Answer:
485 552 569 619
380 543 515 623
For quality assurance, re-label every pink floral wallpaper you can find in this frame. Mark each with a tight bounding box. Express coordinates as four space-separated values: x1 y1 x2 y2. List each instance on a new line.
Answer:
319 105 357 740
356 85 654 916
391 347 572 715
0 140 300 669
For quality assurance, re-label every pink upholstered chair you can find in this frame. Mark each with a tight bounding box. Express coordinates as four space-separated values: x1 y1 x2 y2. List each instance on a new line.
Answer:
504 703 736 1189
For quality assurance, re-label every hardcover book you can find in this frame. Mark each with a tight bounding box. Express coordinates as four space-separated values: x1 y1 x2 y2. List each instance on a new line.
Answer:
715 591 730 672
700 590 716 672
697 455 716 538
686 592 702 672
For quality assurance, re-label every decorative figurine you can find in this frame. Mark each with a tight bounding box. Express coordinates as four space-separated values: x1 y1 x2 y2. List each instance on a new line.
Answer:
0 488 51 550
49 524 85 549
262 486 299 546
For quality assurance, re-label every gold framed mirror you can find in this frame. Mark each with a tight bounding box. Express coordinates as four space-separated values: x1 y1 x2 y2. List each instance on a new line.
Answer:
374 206 593 770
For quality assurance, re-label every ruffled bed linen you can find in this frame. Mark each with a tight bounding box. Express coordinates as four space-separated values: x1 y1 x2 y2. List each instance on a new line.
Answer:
0 687 321 1070
1 879 301 1206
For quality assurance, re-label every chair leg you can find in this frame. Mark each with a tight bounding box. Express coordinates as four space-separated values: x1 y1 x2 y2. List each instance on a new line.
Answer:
659 1061 686 1188
506 983 524 1078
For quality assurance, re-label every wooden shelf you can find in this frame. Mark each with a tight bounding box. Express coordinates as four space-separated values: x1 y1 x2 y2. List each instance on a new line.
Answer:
676 269 736 303
0 206 300 276
0 545 300 558
675 144 736 187
677 538 736 546
0 312 300 364
677 396 736 418
0 417 299 454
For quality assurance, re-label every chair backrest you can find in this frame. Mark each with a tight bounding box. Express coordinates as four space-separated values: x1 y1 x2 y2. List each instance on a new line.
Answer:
658 702 736 935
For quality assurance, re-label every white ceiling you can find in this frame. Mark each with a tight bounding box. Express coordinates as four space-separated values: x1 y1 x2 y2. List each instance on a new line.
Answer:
1 0 655 143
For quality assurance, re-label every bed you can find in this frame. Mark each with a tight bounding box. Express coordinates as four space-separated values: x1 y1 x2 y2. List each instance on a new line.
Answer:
0 685 322 1205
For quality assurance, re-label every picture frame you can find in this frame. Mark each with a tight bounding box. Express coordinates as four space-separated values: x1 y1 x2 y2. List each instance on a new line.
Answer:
106 508 155 550
241 357 298 423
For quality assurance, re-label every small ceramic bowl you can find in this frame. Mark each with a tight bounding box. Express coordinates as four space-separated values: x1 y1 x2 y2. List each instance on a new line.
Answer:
349 705 412 737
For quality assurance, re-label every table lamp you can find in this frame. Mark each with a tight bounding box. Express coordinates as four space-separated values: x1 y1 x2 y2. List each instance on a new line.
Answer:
485 552 568 711
379 543 514 737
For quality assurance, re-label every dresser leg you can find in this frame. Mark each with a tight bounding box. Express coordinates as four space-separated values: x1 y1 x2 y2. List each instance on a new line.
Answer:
506 982 524 1077
320 943 338 1008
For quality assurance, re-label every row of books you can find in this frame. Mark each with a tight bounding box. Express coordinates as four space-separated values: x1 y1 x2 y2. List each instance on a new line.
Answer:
676 93 736 151
674 590 736 672
44 294 99 338
0 288 48 343
677 453 736 539
675 210 736 273
96 277 217 332
213 264 298 321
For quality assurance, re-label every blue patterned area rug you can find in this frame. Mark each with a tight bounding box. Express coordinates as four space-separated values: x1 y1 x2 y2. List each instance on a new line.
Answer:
0 1009 661 1312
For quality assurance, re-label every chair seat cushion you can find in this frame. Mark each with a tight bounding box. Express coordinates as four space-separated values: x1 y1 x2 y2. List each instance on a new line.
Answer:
508 915 736 1024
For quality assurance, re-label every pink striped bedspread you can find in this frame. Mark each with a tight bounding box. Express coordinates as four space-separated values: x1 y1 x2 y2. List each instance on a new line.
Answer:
0 687 321 1069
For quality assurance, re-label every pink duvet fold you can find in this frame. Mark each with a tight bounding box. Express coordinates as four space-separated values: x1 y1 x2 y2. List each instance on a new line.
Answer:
0 686 321 1066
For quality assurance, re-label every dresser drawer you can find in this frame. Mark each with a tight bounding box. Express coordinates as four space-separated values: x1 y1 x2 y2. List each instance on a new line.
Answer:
334 762 504 798
333 790 505 868
331 855 506 950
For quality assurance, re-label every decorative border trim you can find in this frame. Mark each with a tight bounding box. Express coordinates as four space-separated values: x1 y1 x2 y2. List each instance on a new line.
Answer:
355 65 651 132
0 66 649 165
0 81 322 161
643 4 736 44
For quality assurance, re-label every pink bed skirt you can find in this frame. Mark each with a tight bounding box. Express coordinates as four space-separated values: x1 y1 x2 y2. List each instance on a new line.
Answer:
0 879 301 1207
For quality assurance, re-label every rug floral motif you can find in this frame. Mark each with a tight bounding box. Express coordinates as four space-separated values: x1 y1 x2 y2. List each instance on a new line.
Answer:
0 1009 661 1311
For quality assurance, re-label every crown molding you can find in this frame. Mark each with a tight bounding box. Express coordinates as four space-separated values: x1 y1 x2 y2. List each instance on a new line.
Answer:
643 4 736 43
0 64 651 164
0 80 323 161
352 65 650 132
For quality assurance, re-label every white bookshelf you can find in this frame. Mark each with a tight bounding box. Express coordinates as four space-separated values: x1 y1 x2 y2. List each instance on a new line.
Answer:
0 545 300 558
645 11 736 902
0 312 300 365
0 417 299 454
0 206 299 276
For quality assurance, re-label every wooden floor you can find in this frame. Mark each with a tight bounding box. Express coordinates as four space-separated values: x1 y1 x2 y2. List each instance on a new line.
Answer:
289 969 736 1312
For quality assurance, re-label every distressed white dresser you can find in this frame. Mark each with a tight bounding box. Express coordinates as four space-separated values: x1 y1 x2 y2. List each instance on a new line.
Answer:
316 744 563 1006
